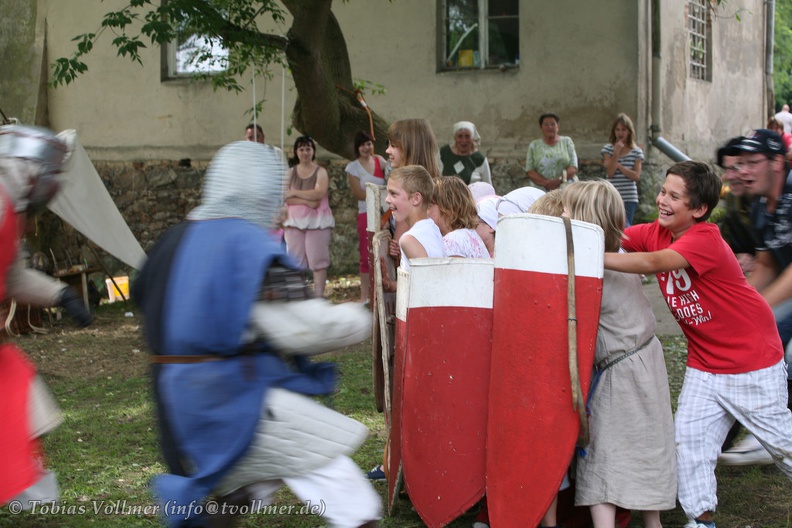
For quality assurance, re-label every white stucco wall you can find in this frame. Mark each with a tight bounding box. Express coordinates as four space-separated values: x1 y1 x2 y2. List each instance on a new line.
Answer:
657 0 767 161
35 0 766 164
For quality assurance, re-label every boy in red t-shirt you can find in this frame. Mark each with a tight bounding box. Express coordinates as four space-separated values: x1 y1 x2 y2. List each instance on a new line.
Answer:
604 161 792 528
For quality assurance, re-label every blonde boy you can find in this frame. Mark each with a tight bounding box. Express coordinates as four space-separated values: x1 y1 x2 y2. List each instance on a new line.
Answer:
385 165 445 272
605 161 792 528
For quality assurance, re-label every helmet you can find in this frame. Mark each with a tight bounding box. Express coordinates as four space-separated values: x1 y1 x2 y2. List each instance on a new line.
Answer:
0 125 69 213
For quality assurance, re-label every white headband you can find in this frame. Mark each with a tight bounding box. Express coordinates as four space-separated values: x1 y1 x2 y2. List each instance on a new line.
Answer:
453 121 481 144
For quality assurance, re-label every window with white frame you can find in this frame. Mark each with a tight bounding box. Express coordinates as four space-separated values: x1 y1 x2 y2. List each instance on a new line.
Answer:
688 0 712 81
163 30 228 79
440 0 519 70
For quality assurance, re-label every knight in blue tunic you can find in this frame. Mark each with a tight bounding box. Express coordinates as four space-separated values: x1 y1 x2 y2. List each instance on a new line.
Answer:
133 141 381 528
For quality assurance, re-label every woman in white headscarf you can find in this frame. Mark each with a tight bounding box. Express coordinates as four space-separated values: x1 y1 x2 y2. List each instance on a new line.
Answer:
440 121 492 185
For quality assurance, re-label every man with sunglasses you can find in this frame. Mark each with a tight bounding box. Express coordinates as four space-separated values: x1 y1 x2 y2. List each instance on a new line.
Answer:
738 129 792 321
716 129 792 466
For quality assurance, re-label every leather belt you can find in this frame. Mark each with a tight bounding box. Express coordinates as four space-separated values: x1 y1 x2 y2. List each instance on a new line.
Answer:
150 354 228 364
596 336 655 372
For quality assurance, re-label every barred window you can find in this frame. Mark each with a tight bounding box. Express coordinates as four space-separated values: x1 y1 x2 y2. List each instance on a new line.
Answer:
440 0 519 71
688 0 712 82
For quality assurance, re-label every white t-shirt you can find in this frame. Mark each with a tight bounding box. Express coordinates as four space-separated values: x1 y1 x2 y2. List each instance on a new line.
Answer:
443 228 489 258
345 157 386 214
399 218 445 270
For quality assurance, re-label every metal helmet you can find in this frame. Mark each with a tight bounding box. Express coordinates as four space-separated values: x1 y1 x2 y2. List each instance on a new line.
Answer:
0 125 69 213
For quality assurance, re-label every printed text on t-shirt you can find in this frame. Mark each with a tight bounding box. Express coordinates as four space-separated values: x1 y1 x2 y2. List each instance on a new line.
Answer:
662 269 713 326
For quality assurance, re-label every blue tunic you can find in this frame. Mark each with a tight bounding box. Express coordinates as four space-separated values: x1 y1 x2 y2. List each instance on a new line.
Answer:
133 218 336 527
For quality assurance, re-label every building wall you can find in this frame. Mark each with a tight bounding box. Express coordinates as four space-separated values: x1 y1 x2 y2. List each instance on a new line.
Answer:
0 0 46 125
2 0 770 277
31 1 767 160
657 0 767 160
34 0 646 162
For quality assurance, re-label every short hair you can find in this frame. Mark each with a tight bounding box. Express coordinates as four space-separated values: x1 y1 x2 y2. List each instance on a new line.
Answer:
389 165 434 205
608 113 637 149
388 119 441 178
528 189 564 217
665 161 721 222
767 116 784 133
246 123 264 135
432 176 479 230
354 130 375 157
539 112 560 126
561 180 625 253
289 135 317 165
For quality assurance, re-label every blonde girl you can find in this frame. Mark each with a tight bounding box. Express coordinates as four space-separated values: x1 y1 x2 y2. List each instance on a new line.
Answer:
428 176 488 258
562 180 675 528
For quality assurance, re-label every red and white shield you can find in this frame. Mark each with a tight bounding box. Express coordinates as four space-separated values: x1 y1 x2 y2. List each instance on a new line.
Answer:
487 214 604 528
396 258 494 527
388 266 411 511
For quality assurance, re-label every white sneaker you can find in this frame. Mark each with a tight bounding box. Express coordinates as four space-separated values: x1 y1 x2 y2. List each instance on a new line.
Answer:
683 520 715 528
718 434 774 466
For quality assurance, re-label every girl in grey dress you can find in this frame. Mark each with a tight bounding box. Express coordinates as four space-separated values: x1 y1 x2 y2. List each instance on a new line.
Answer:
561 181 676 528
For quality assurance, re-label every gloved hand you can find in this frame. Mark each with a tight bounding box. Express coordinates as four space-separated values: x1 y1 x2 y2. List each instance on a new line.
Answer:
59 287 93 328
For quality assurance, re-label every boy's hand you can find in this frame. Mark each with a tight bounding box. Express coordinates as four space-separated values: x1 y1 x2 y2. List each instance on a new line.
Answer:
388 238 400 258
380 257 396 293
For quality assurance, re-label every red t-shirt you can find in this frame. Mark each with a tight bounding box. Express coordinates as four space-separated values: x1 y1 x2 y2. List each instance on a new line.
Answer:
623 221 783 374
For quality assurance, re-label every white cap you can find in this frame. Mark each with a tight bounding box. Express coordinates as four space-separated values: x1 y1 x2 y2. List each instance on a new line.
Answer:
469 182 496 202
497 187 546 216
476 195 500 231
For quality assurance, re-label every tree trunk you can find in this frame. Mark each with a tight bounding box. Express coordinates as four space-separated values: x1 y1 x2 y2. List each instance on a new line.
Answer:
281 0 390 159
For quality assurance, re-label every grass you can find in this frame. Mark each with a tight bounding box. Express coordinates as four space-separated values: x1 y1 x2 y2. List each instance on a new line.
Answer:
1 280 791 528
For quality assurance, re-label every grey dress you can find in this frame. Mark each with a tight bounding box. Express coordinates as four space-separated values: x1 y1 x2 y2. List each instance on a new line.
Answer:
575 270 677 510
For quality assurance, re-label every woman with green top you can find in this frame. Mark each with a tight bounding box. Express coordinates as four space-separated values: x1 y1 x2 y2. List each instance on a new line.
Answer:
525 112 578 191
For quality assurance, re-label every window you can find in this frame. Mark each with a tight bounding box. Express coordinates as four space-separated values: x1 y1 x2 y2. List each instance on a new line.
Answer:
688 0 712 81
440 0 519 70
163 30 228 79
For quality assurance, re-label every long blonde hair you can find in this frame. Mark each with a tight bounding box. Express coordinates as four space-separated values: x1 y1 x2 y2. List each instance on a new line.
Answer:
388 119 441 178
608 113 637 149
561 180 625 253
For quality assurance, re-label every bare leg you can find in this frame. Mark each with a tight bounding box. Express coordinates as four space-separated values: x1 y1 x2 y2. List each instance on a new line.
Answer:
641 510 662 528
590 503 617 528
697 511 714 522
360 272 370 302
540 494 558 526
313 268 327 297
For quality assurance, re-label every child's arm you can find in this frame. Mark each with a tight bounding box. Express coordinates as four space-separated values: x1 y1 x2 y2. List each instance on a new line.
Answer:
400 235 428 260
604 249 689 275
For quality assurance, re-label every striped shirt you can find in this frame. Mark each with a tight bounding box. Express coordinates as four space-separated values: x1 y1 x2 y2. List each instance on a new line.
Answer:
601 144 644 204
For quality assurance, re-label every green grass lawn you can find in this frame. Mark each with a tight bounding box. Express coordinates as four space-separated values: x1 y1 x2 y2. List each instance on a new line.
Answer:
1 296 790 527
